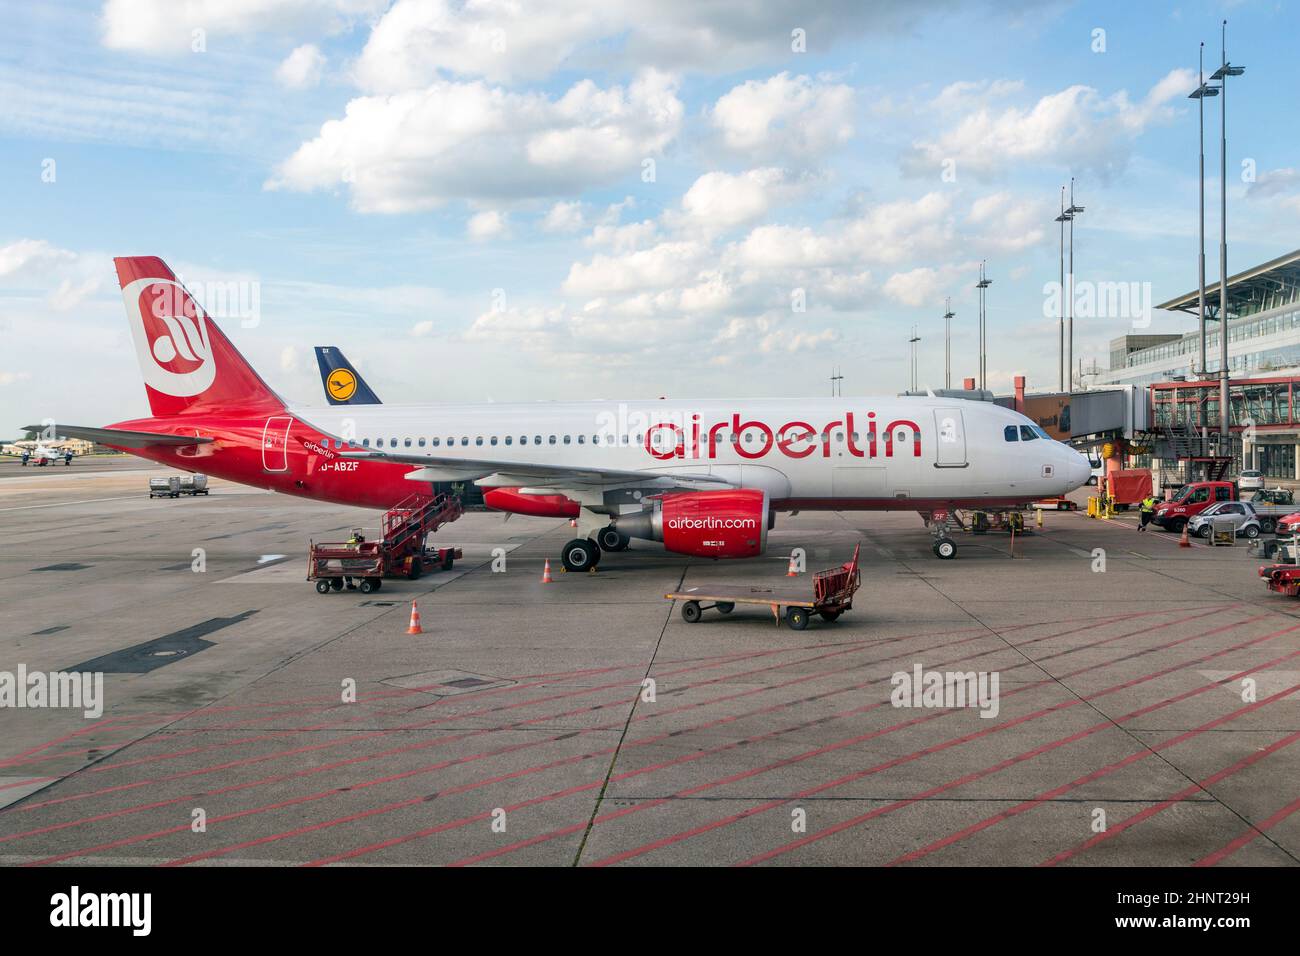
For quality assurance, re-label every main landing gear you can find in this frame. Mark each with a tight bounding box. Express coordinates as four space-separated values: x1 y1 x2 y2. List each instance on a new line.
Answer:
561 525 631 573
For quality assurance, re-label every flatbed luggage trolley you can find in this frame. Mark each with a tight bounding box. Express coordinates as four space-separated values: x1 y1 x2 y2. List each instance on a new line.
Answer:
665 545 862 630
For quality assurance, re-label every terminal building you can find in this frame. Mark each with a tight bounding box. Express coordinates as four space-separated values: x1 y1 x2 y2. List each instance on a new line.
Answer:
1093 249 1300 483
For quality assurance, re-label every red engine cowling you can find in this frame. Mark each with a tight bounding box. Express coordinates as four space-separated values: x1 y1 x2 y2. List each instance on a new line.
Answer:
614 489 770 559
483 487 580 519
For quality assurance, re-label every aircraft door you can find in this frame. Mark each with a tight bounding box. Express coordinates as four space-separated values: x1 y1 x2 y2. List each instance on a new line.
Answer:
933 408 967 467
262 416 293 472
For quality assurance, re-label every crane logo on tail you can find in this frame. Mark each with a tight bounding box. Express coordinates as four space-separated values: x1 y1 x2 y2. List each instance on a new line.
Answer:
122 277 216 397
327 369 357 401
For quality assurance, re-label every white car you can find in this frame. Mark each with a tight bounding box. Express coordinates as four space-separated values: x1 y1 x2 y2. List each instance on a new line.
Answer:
1238 470 1264 492
1187 501 1262 539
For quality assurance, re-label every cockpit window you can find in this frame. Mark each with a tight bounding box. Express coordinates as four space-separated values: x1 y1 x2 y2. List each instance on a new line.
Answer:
1019 425 1039 441
1004 425 1019 442
1030 425 1051 440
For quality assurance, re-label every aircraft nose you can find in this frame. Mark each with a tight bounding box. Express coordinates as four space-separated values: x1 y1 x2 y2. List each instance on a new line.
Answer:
1066 449 1091 489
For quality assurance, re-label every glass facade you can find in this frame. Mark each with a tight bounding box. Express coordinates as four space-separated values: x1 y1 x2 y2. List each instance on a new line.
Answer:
1258 444 1296 479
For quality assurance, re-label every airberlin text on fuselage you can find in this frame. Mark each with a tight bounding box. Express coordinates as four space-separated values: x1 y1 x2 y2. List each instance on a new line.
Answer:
643 412 921 462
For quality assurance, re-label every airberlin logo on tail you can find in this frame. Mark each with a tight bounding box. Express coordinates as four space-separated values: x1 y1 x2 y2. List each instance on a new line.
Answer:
122 277 215 398
643 412 922 462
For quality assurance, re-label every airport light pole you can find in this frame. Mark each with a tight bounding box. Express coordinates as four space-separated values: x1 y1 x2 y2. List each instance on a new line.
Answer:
909 327 921 392
943 297 954 390
1066 179 1084 392
1211 20 1245 451
1189 42 1219 379
1054 187 1071 391
976 262 992 392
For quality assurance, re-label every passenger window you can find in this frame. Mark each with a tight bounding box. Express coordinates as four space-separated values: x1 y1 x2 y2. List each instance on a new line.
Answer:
418 438 426 447
432 438 440 447
1019 426 1038 441
504 436 512 445
461 437 468 446
1004 425 1019 442
535 435 542 445
635 433 642 444
548 435 557 445
404 438 412 447
563 435 571 444
577 435 585 444
621 435 629 445
475 437 483 446
490 436 498 445
362 438 370 447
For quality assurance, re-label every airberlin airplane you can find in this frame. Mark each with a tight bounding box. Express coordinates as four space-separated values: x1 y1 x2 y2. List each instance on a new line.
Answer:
37 256 1090 571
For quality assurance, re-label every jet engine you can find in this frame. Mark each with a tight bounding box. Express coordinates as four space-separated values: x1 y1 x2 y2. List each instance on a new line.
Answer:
613 489 771 559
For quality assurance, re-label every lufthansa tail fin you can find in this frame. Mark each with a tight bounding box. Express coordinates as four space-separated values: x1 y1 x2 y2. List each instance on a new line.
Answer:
314 346 382 405
114 256 285 417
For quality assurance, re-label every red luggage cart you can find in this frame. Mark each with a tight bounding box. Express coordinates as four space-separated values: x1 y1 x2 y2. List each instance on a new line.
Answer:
664 545 862 630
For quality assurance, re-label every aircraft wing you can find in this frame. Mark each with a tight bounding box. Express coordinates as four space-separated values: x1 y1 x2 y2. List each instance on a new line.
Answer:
23 424 215 449
342 448 733 493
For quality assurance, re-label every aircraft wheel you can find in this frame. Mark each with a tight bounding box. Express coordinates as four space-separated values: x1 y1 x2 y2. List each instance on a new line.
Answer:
933 538 957 559
681 601 702 624
561 538 599 573
786 607 810 630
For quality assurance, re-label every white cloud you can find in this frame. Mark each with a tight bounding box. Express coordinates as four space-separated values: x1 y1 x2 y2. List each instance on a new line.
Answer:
541 201 586 233
903 69 1196 181
280 345 300 372
100 0 385 54
711 73 854 161
673 167 807 235
0 239 76 277
563 240 710 297
268 70 683 212
276 43 326 89
353 0 954 89
0 371 33 387
411 320 435 337
467 210 510 242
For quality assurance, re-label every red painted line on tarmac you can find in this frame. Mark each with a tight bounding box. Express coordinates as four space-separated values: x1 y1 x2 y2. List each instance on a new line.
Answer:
5 616 982 850
879 677 1300 868
5 607 1214 864
589 614 1287 867
1195 796 1300 866
453 610 1257 866
1043 728 1300 866
162 613 1122 866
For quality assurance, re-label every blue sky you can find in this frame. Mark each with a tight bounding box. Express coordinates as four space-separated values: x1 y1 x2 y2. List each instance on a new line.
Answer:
1 0 1298 435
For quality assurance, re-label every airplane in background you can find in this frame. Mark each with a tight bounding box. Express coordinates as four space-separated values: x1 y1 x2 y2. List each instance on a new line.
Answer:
2 441 73 466
314 346 381 406
37 256 1090 572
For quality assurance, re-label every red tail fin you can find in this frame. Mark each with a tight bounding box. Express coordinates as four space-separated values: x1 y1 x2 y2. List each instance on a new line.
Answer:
115 256 284 417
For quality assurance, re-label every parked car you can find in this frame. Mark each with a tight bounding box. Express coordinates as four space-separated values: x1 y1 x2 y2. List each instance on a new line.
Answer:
1187 501 1263 539
1239 470 1264 492
1087 457 1103 486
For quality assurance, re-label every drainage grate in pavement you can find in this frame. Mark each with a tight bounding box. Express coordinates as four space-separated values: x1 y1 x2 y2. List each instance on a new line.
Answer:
359 600 400 607
31 563 92 572
31 625 69 636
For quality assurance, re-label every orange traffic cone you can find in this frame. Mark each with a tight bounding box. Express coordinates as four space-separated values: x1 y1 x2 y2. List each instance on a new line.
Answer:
406 600 423 634
542 559 554 583
786 553 799 576
1179 524 1191 548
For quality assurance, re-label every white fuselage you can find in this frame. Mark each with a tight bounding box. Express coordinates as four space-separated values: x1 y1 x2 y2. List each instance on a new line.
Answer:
292 395 1091 511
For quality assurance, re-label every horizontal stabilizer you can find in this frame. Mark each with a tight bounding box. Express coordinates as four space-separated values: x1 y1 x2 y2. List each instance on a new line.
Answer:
23 424 214 449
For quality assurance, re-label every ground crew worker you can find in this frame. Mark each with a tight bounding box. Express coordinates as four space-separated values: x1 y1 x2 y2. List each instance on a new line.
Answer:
344 530 365 589
1138 495 1157 531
